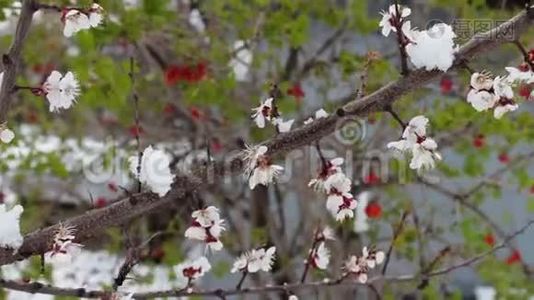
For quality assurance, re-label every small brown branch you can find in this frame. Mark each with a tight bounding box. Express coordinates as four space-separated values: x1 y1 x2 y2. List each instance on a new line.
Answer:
394 1 409 76
129 56 143 193
512 40 534 70
381 210 410 275
385 105 407 130
235 270 248 290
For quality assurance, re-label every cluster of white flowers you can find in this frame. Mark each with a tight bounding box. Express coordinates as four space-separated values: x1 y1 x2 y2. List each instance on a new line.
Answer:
242 144 284 190
45 223 83 262
309 157 357 221
251 98 294 133
467 68 533 119
0 204 23 250
231 246 276 273
43 70 80 112
343 246 385 283
184 206 226 251
379 4 458 72
387 115 442 172
128 145 173 196
62 4 104 37
174 256 211 286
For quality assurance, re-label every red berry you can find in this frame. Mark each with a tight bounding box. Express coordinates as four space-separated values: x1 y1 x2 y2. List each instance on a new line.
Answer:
163 103 177 116
483 233 495 247
0 192 4 204
365 201 382 219
519 84 532 99
473 134 485 148
498 152 510 164
107 182 118 193
363 171 380 185
440 77 453 94
505 249 522 265
529 184 534 194
128 125 143 137
95 197 107 208
287 83 305 103
164 65 184 86
189 106 204 120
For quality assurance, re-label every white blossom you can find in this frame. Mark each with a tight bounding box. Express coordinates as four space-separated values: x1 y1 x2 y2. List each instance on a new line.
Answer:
362 246 385 268
493 76 514 99
174 256 211 282
63 5 104 37
232 246 276 273
324 173 357 221
247 246 276 273
251 98 273 128
311 242 330 270
88 3 104 28
343 246 384 284
63 9 90 37
128 146 173 197
46 223 83 262
0 204 23 250
378 4 411 37
288 295 299 300
242 145 283 190
0 128 14 143
470 72 494 91
230 40 252 81
43 71 80 112
184 206 226 251
406 23 458 72
189 9 206 33
467 89 498 112
387 115 441 172
494 103 519 119
505 66 534 83
308 157 344 192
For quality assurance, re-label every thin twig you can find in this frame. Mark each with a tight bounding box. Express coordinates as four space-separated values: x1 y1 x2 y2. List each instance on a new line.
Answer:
381 210 410 275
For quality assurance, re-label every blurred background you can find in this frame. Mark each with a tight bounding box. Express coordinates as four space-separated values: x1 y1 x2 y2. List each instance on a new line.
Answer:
0 0 534 299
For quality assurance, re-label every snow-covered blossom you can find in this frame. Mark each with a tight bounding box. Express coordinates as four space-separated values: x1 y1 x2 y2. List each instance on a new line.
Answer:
273 118 294 133
46 223 83 262
128 146 173 197
324 173 358 221
175 256 211 282
0 127 14 143
251 98 274 128
343 246 384 283
308 157 344 192
184 206 226 251
43 71 80 112
231 246 276 273
242 145 283 190
0 204 23 250
304 108 328 125
405 23 458 72
378 4 411 37
310 242 330 270
62 5 104 37
387 115 442 172
288 295 299 300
